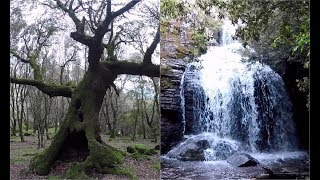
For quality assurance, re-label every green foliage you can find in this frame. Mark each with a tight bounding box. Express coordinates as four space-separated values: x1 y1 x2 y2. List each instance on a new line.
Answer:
161 0 187 20
192 31 207 56
66 81 77 88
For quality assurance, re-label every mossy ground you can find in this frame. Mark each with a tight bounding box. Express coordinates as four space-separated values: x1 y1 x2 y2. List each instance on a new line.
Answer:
10 131 160 179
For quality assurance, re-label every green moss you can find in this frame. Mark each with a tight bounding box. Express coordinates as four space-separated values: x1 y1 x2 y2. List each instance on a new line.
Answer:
88 140 125 167
146 148 158 155
153 162 160 171
100 167 136 180
30 150 50 175
47 175 62 179
130 152 150 160
66 81 78 88
127 144 150 154
63 163 90 179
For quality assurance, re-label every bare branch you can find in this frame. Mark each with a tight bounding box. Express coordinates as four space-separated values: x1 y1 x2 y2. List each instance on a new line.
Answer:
112 0 140 19
95 0 140 40
143 25 160 64
54 0 82 31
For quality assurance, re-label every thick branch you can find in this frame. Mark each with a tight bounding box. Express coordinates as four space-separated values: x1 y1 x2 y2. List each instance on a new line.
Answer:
143 25 160 64
55 0 93 46
70 31 93 46
110 82 120 96
10 77 73 98
112 0 140 19
10 50 28 63
101 61 159 77
95 0 140 40
54 0 82 32
11 50 42 81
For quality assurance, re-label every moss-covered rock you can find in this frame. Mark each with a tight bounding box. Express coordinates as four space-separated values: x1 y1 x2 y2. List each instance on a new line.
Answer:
126 144 151 154
146 148 158 155
130 152 150 160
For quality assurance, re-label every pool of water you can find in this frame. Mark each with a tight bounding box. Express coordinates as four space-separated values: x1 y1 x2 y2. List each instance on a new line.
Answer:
161 151 309 179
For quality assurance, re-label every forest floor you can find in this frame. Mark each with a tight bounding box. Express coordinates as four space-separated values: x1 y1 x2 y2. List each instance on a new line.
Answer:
10 129 160 180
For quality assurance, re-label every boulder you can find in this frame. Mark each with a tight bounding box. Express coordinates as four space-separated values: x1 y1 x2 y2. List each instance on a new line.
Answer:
227 153 259 167
212 142 236 160
127 144 155 155
178 143 206 161
196 140 210 150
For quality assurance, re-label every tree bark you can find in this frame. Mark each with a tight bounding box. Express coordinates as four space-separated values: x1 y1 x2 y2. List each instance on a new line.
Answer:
131 92 140 142
31 66 121 175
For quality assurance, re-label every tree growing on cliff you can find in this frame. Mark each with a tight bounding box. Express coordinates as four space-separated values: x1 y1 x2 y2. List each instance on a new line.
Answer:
10 0 160 178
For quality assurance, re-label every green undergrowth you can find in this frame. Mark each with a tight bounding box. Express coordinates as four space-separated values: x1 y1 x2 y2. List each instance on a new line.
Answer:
153 162 160 171
10 146 41 165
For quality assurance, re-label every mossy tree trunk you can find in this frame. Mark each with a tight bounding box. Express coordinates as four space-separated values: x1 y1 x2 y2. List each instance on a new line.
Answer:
10 0 160 177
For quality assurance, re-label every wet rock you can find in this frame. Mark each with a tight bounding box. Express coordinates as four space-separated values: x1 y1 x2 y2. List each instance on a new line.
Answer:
160 59 187 154
227 153 259 167
213 142 237 160
183 69 206 134
196 140 210 150
178 143 206 161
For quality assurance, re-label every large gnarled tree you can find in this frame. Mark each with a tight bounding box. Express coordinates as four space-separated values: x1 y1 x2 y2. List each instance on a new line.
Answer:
10 0 160 177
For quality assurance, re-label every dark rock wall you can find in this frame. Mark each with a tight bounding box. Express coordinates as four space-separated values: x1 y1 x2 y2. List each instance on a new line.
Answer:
160 59 186 154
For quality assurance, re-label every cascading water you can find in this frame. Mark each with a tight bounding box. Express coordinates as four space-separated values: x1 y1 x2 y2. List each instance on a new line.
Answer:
168 20 298 161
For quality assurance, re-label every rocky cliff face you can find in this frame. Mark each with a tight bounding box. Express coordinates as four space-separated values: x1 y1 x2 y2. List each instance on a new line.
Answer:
160 59 186 154
160 19 191 154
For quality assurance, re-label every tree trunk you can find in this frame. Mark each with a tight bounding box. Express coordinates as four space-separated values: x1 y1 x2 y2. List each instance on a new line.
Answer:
131 93 140 142
11 119 17 136
30 68 123 176
141 113 146 139
18 117 24 142
45 119 50 140
25 110 29 132
33 121 37 134
110 129 116 139
54 117 58 132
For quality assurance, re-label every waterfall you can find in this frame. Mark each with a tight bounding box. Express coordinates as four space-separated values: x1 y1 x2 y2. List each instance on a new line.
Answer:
168 20 297 161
